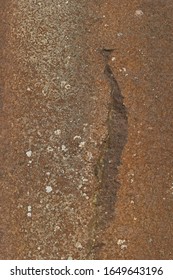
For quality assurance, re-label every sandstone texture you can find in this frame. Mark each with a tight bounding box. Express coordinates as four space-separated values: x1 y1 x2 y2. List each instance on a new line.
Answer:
1 0 173 259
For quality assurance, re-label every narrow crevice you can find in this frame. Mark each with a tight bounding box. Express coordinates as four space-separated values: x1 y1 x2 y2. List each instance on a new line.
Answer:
94 48 128 229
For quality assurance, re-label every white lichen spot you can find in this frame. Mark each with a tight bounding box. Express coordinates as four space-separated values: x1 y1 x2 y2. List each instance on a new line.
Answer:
168 183 173 195
87 151 93 161
26 150 32 157
67 256 73 260
54 129 61 136
45 186 53 193
46 172 51 176
82 178 88 182
117 239 127 250
61 145 68 152
121 244 128 250
75 242 83 249
83 193 89 200
61 81 66 88
16 203 21 209
73 135 81 140
54 225 61 232
65 84 71 90
133 153 137 157
111 57 116 61
61 81 70 89
78 184 83 189
27 160 32 167
37 130 42 137
117 32 123 37
27 212 32 217
27 205 32 218
79 141 85 148
129 170 135 177
47 146 54 152
135 10 144 17
117 239 126 246
119 67 128 72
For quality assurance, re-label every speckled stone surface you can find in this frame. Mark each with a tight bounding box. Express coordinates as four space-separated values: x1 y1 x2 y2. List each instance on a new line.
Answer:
1 0 173 260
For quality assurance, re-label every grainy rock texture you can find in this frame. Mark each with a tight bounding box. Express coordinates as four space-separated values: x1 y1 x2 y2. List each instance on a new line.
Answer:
1 0 173 260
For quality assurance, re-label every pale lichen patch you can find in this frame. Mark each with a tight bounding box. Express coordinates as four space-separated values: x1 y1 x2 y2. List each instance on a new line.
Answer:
26 150 32 157
117 239 127 250
27 205 32 218
135 10 144 17
45 186 53 193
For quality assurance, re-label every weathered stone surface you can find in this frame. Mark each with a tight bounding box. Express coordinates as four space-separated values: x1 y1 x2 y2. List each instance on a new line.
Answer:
1 0 173 260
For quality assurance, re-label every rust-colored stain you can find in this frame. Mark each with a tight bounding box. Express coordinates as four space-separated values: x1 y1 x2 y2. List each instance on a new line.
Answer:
1 0 173 260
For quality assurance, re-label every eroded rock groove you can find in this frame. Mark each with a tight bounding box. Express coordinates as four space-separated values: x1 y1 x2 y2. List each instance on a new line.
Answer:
95 49 128 228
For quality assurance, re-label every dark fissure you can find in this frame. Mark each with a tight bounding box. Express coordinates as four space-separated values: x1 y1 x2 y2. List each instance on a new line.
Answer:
95 48 128 228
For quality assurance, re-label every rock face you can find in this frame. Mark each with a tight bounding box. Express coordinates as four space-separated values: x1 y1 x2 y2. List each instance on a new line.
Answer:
1 0 173 260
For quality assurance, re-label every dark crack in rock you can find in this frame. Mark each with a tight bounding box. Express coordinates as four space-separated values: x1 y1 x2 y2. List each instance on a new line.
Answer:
94 48 128 228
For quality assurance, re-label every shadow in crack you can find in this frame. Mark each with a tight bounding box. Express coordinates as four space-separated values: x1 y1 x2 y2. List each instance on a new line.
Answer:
94 48 128 229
